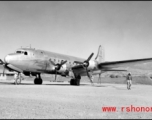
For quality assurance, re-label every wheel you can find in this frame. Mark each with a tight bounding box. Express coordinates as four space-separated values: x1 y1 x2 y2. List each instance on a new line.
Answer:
70 79 80 86
70 79 73 85
70 79 75 85
38 78 43 84
34 78 43 85
75 75 81 86
34 78 38 84
75 79 80 86
14 78 21 85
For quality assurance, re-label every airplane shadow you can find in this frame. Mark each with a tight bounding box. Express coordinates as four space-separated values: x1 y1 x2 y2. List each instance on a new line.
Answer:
19 83 35 85
44 84 70 86
0 81 87 86
0 81 34 85
93 85 107 87
0 81 109 87
45 83 91 86
0 81 15 85
111 85 128 90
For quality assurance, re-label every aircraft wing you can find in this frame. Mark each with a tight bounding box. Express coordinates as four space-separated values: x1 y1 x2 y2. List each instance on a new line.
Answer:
72 58 152 76
98 58 152 71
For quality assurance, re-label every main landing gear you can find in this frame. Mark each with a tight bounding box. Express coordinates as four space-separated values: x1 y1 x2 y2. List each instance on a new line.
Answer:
34 74 43 85
70 75 81 86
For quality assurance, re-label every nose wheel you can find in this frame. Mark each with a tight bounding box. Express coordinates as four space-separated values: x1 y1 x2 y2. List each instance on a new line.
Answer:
14 73 23 85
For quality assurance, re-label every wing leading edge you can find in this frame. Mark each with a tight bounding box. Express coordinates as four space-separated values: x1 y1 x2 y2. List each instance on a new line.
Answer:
98 58 152 70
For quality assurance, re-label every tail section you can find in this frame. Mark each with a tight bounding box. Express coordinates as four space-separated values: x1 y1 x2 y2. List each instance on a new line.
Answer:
95 45 105 63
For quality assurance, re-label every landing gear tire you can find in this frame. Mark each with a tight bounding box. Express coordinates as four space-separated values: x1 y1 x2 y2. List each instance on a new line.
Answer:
70 79 75 85
34 78 43 85
75 79 80 86
15 78 21 85
70 79 80 86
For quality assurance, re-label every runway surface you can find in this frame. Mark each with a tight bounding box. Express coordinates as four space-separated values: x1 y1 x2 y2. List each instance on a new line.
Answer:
0 80 152 119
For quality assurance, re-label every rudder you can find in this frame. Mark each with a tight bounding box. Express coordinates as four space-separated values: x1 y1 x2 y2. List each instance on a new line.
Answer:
95 45 105 63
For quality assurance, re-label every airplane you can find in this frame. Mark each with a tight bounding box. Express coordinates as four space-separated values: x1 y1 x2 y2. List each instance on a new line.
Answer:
1 45 152 86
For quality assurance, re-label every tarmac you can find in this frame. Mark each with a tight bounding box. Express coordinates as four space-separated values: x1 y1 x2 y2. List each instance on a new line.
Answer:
0 79 152 119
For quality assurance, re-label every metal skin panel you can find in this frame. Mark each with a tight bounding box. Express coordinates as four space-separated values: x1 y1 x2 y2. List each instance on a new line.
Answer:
4 47 152 78
5 48 86 75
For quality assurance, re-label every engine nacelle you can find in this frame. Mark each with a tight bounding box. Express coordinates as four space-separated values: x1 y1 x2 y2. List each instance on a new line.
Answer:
87 60 98 70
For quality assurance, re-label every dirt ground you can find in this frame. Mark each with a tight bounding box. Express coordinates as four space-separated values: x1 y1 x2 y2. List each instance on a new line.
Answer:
0 79 152 119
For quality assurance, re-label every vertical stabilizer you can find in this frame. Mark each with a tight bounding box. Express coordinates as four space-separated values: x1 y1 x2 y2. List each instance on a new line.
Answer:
95 45 105 63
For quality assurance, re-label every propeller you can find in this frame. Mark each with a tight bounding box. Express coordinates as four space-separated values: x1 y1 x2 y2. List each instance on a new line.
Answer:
74 53 94 85
3 65 6 76
74 53 94 67
49 59 67 81
98 73 101 84
0 59 7 76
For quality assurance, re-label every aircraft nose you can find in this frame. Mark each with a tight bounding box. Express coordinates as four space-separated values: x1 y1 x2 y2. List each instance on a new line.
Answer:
4 55 10 63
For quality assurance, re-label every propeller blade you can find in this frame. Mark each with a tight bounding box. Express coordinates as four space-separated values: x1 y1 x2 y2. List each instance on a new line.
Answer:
49 59 56 66
85 67 94 85
0 59 4 65
3 66 5 76
54 70 57 82
74 61 83 64
74 53 94 65
60 60 67 66
55 60 67 70
50 59 67 70
98 73 101 84
86 53 94 62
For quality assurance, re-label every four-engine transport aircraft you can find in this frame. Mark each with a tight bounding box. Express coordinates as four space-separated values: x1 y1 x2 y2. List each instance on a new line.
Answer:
0 45 152 86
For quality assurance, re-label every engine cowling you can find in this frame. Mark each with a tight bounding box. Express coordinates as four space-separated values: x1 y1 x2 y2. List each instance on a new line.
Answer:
87 60 98 70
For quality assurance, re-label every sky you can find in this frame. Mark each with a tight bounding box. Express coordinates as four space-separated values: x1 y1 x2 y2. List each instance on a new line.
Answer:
0 1 152 61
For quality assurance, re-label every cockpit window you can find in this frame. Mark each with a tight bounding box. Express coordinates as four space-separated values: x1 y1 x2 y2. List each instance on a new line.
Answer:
16 51 22 53
16 50 28 55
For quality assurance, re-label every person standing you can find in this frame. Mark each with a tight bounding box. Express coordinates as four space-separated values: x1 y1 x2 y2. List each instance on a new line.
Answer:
126 73 132 90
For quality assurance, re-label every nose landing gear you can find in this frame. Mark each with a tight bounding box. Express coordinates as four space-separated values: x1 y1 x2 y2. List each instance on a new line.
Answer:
14 73 23 85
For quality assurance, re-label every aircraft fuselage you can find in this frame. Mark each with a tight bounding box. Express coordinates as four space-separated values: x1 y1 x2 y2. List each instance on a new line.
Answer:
4 48 98 77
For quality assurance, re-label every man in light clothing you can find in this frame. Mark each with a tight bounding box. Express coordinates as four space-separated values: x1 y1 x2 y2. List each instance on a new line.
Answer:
126 73 132 90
